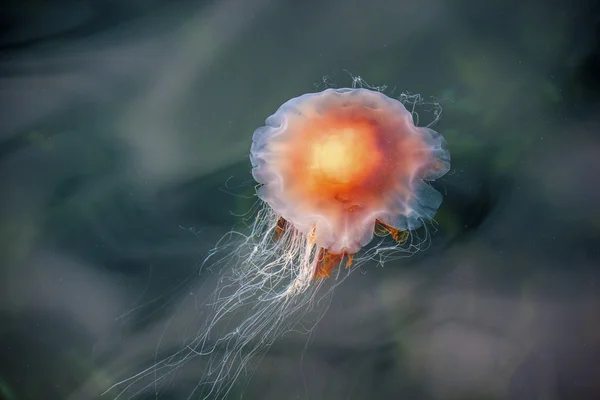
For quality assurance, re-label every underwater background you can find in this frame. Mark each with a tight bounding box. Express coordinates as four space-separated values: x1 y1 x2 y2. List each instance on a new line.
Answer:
1 0 600 399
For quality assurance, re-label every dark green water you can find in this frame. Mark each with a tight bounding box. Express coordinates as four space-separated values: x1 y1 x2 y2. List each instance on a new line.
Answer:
1 0 600 399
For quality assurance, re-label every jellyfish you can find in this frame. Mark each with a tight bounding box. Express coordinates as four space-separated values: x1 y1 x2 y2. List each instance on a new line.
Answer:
108 87 450 400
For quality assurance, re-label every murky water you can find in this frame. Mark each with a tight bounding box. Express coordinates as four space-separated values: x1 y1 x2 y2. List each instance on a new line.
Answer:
2 0 600 399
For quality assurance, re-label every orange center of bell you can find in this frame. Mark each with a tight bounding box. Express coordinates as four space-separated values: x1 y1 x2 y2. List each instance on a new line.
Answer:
305 124 381 189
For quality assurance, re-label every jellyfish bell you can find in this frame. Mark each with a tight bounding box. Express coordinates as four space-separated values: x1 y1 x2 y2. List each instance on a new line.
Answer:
251 88 450 277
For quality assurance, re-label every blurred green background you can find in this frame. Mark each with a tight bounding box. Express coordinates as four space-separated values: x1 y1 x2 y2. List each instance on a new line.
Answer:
1 0 600 399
